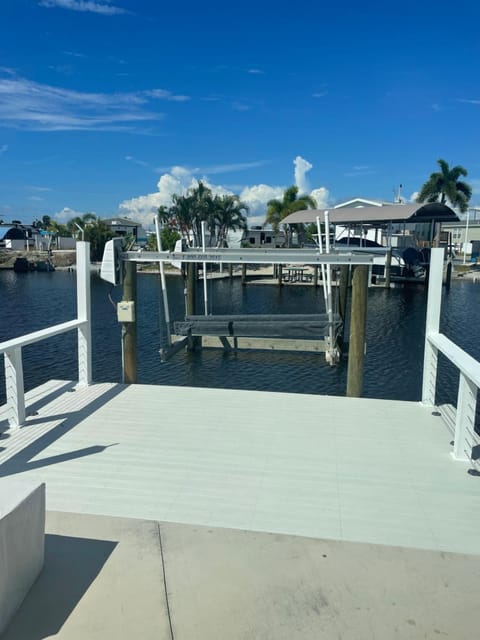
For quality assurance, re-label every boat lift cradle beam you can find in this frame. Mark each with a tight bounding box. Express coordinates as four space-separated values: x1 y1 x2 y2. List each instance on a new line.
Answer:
121 248 374 267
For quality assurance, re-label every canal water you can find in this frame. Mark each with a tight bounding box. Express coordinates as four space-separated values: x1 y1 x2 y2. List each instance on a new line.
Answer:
1 269 479 409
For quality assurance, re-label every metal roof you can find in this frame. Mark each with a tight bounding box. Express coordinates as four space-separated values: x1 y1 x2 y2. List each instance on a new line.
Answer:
282 203 459 226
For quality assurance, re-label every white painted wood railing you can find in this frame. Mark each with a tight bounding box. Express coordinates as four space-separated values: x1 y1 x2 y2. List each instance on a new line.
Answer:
422 248 480 462
0 242 92 428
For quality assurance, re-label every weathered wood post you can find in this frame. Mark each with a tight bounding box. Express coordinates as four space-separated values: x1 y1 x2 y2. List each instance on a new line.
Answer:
338 265 349 325
277 264 283 286
228 263 233 279
186 262 196 315
241 263 247 285
313 266 318 287
346 265 369 397
185 262 198 350
445 258 452 290
122 260 137 384
384 248 392 289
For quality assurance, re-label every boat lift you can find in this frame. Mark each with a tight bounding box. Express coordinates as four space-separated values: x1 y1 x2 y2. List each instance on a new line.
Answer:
101 219 374 370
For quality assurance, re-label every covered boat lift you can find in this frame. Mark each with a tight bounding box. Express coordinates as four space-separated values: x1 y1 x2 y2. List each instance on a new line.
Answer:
282 202 459 243
282 203 459 284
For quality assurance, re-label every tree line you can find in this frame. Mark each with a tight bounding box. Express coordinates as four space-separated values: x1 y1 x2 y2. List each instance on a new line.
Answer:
14 157 474 259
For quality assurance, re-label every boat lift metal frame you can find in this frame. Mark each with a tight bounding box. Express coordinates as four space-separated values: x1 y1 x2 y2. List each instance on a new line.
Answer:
119 245 374 363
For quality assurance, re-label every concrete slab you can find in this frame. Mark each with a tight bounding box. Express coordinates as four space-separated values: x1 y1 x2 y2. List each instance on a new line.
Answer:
2 511 171 640
3 511 480 640
161 522 480 640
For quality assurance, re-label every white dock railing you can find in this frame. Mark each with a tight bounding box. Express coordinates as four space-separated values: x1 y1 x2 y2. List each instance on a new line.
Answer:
1 243 479 463
0 242 92 428
422 248 480 462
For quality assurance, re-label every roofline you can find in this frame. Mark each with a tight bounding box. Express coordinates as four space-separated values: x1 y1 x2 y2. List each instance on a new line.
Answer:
281 203 459 226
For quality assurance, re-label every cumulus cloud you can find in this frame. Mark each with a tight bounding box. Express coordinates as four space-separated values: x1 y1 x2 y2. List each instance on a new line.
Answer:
0 71 188 131
294 156 313 193
410 191 419 202
310 187 329 209
119 156 330 229
54 206 90 222
118 167 233 227
39 0 126 15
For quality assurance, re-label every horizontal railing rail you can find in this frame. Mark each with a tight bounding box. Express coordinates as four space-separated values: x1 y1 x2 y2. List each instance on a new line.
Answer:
425 328 480 462
428 332 480 388
0 319 86 355
422 249 480 463
1 242 92 429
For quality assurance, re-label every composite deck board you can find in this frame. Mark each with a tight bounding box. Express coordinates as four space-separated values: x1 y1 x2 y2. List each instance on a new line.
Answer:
1 380 479 555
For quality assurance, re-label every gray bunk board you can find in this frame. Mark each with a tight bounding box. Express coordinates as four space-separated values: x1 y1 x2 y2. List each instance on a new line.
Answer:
174 314 342 339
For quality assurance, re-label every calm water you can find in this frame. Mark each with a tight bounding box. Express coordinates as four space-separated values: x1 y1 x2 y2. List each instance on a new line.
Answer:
1 269 479 409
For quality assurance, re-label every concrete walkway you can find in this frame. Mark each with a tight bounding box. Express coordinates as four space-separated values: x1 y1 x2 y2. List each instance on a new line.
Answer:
3 510 480 640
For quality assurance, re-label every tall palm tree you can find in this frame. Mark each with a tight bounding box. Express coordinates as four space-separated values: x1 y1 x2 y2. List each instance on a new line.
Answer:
265 185 317 232
213 195 248 247
417 159 472 213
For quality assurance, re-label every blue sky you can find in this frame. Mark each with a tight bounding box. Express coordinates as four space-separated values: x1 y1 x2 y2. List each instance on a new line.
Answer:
1 0 480 228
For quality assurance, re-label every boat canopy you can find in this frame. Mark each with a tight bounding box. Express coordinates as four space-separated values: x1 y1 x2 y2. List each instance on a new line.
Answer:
282 203 459 226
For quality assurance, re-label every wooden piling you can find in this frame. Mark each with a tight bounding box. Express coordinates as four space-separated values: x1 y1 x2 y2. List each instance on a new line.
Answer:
228 263 233 279
241 264 247 285
338 265 349 324
346 265 369 398
186 263 196 315
384 249 392 289
122 261 137 384
313 266 318 288
186 262 198 350
445 258 452 290
277 264 283 286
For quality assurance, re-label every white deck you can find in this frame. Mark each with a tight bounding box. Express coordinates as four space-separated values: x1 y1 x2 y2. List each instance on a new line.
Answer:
1 380 479 555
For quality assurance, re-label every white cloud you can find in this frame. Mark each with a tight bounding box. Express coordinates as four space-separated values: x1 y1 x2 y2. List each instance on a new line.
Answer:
28 196 44 202
310 187 329 209
201 161 267 175
54 206 90 222
232 102 251 111
119 167 232 227
247 69 264 75
410 191 419 202
239 184 284 216
28 185 52 192
294 156 312 194
39 0 126 15
125 155 149 167
0 72 189 131
0 144 7 155
119 156 330 229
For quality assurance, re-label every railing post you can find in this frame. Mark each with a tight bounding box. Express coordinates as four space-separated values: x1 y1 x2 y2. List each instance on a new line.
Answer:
4 347 25 428
422 248 443 405
453 373 476 461
76 241 92 386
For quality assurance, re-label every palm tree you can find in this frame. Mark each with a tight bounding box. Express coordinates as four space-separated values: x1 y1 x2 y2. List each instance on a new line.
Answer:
66 212 98 238
417 159 472 213
265 185 316 232
213 195 248 247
